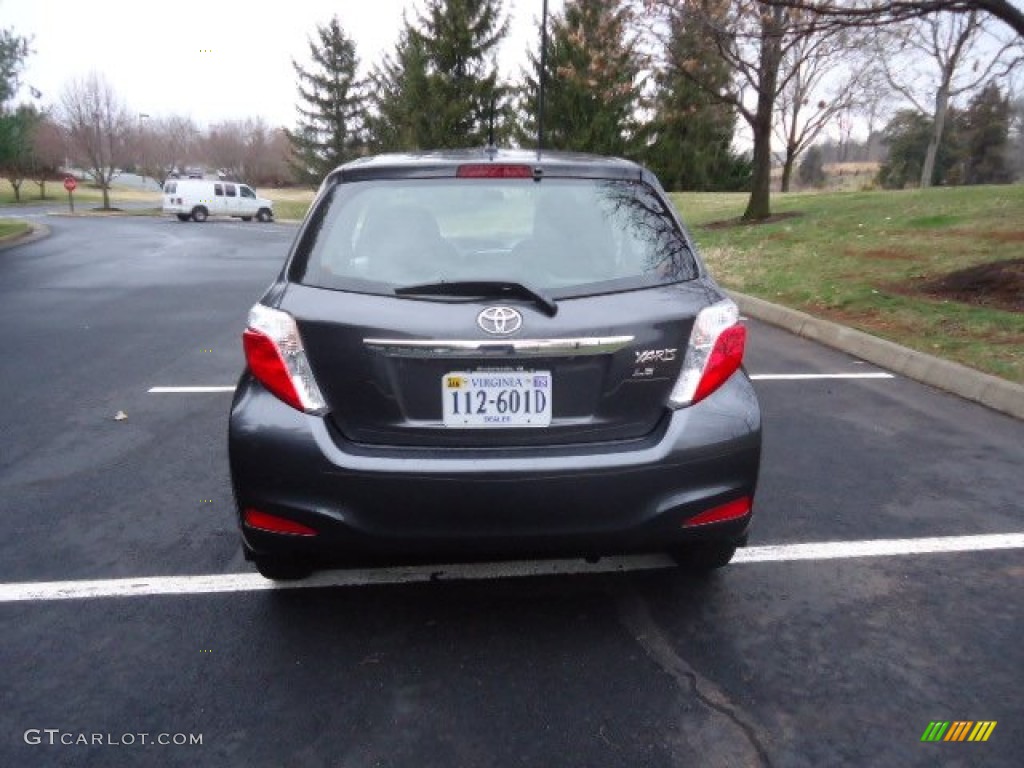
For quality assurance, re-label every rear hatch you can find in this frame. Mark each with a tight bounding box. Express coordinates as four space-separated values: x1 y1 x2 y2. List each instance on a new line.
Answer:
282 281 712 447
279 159 713 447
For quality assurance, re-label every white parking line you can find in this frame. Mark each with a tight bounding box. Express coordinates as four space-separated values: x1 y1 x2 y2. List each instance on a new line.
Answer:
148 373 894 395
749 373 894 381
1 533 1020 603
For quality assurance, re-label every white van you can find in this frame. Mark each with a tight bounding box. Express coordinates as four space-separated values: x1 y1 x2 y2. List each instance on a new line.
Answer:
163 179 274 223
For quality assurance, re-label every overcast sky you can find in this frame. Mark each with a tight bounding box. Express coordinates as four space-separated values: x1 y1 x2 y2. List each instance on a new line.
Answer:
4 0 565 128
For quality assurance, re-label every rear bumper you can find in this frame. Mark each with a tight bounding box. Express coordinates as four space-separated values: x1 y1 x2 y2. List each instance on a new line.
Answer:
228 372 762 562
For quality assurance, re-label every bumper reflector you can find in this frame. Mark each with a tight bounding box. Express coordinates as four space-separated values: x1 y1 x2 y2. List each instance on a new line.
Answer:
683 497 752 528
243 508 317 536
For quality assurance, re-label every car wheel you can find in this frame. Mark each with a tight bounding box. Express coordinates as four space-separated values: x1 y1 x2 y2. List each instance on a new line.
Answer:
241 216 253 222
256 208 272 223
175 214 190 222
191 206 208 223
253 555 312 581
670 540 737 573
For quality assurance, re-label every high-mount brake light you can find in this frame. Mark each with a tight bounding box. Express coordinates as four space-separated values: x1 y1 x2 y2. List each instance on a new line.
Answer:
242 304 326 413
456 164 533 179
669 299 746 407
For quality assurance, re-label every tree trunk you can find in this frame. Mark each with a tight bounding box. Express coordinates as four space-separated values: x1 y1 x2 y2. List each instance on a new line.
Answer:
11 180 22 202
780 146 796 193
101 178 110 209
742 7 785 221
921 81 951 188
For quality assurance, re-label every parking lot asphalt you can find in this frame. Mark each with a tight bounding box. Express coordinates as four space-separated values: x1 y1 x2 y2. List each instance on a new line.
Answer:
1 215 1021 767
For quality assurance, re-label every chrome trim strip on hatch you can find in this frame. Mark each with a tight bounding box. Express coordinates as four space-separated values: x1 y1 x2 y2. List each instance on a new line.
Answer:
363 336 635 357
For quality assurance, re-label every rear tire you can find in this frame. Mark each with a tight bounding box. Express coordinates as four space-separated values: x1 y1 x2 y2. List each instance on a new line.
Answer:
253 555 312 581
191 206 208 223
670 541 737 573
175 213 190 222
256 208 272 223
241 216 252 222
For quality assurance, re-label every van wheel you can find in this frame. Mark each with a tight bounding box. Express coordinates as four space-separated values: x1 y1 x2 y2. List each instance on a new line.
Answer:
175 214 190 222
191 206 208 222
241 216 252 222
257 208 272 223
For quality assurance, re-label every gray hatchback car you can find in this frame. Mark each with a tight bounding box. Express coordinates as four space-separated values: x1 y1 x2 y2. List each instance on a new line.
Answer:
229 149 761 580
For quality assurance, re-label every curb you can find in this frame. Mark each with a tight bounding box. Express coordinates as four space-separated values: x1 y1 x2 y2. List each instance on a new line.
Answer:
0 221 51 251
730 291 1024 421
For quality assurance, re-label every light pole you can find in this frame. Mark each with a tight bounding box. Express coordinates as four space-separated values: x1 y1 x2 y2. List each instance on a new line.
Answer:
139 113 150 188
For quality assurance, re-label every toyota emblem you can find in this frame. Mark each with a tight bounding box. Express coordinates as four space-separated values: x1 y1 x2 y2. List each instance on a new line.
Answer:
477 306 523 335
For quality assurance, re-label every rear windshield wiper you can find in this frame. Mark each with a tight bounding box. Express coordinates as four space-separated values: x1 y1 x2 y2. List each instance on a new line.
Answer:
394 280 559 317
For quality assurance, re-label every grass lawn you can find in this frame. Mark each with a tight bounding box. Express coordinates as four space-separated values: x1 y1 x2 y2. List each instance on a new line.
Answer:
0 217 30 239
258 187 315 220
671 185 1024 383
0 178 160 207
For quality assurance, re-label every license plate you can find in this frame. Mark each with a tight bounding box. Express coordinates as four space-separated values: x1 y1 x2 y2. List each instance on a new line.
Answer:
442 371 552 428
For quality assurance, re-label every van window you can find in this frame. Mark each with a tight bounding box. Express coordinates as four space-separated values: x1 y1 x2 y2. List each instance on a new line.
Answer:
214 184 223 196
164 182 176 194
240 186 255 199
225 184 237 198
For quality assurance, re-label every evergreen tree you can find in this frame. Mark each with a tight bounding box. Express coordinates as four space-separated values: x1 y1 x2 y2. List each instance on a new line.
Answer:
0 104 40 201
962 81 1011 185
368 1 508 151
797 145 826 188
517 0 642 157
287 17 364 185
877 109 962 188
1 27 30 106
1 26 31 169
640 6 749 191
366 23 433 152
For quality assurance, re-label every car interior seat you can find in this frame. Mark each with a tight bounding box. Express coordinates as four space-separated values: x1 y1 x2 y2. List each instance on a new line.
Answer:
356 204 459 284
522 192 616 283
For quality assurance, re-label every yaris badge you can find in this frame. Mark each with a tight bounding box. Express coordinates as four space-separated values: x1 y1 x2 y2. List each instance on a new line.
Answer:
477 306 523 335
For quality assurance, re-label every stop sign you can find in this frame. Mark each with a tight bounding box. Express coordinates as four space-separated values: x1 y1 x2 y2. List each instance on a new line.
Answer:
63 176 77 192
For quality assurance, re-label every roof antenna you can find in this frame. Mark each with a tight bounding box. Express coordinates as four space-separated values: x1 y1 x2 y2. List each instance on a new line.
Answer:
537 0 548 159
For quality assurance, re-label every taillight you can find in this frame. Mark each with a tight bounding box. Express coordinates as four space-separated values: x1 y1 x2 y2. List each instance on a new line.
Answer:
243 508 317 536
242 304 326 413
682 497 751 528
456 164 533 178
669 299 746 407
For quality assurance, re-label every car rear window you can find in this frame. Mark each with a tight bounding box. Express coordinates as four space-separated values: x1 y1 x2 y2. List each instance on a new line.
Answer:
291 178 698 297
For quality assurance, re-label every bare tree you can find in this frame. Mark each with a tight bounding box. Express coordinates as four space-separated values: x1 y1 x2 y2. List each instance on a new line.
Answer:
774 29 867 190
757 1 1024 39
59 73 131 209
137 114 196 187
202 120 247 179
263 128 295 186
1009 92 1024 177
877 11 1022 186
201 117 277 182
641 1 838 219
30 113 64 197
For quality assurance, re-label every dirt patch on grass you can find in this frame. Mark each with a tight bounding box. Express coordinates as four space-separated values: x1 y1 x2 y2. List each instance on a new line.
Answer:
981 230 1024 243
846 247 917 261
703 211 803 230
913 258 1024 313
